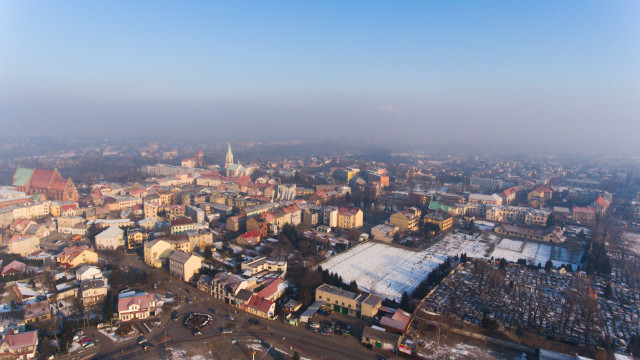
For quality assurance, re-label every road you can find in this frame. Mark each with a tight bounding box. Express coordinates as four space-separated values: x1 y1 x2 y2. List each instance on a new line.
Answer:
70 253 385 360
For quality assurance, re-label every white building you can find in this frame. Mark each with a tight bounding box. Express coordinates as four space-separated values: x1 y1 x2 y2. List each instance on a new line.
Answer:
95 226 125 250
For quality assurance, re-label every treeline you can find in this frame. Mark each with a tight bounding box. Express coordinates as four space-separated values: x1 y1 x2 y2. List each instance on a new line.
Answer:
412 257 454 299
585 241 611 276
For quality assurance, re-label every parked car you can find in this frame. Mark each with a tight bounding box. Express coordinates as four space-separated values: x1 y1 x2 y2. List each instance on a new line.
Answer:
318 309 329 316
249 319 260 325
142 343 153 351
308 322 320 329
83 341 95 348
137 336 147 345
221 328 233 334
208 307 217 314
224 315 234 321
171 311 180 321
192 329 203 336
97 322 107 329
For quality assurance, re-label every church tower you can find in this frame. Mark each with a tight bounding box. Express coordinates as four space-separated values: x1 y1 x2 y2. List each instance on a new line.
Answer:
225 144 234 168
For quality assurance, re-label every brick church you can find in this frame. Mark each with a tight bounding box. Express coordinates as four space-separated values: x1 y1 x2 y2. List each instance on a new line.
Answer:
12 168 79 202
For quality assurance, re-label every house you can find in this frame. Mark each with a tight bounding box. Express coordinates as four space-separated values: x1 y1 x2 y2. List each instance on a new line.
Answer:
371 224 399 243
256 278 287 301
361 326 400 351
337 207 363 229
143 239 174 268
225 215 246 232
572 206 596 225
8 235 40 257
0 330 39 359
55 245 98 268
170 217 195 235
168 251 202 282
1 261 26 277
236 231 261 247
23 223 49 239
379 308 412 334
315 284 382 319
499 186 519 205
528 186 553 206
80 279 109 306
246 295 276 320
127 228 147 249
208 273 254 304
423 210 453 231
76 265 103 281
390 208 422 232
240 257 287 278
118 294 157 322
95 226 125 250
23 301 51 323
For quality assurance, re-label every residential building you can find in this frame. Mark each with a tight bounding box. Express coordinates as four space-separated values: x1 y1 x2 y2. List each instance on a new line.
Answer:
337 207 363 229
80 279 109 306
127 228 147 249
0 330 38 359
371 224 399 243
246 295 276 320
1 261 26 277
118 294 157 322
528 186 553 205
170 217 195 235
168 251 202 282
470 177 504 191
225 215 246 232
390 207 422 232
468 193 502 205
572 206 596 224
315 284 382 319
241 257 287 278
424 210 453 231
95 226 125 250
143 239 174 268
322 206 339 227
361 326 400 351
8 236 40 257
55 245 98 268
236 231 261 247
23 301 51 323
494 224 565 244
76 265 103 281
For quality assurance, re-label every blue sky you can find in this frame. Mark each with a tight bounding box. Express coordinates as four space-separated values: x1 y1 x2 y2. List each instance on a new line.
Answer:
1 1 639 151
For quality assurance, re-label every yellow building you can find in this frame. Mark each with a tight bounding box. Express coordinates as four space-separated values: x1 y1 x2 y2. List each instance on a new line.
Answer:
127 229 148 249
169 251 202 282
144 239 174 268
337 207 364 229
390 207 422 232
56 245 98 268
423 210 453 231
315 284 382 319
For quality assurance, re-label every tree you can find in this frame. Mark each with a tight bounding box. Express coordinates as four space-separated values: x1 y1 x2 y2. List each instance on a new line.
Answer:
544 259 554 272
400 291 411 311
37 336 57 360
292 351 301 360
204 246 213 261
348 280 358 293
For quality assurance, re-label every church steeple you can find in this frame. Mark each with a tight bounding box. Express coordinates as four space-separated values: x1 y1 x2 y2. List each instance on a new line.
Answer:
225 144 234 168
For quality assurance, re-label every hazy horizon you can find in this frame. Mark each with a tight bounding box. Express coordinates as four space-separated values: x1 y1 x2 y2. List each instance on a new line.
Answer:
1 1 639 154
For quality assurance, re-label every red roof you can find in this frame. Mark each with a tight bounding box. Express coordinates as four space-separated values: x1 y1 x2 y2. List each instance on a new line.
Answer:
534 185 552 193
51 179 69 191
247 295 274 314
338 207 359 216
595 197 608 208
573 206 596 214
61 203 78 212
3 330 38 350
30 169 56 188
118 294 155 313
500 186 518 197
1 260 26 276
241 231 260 239
257 278 285 299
